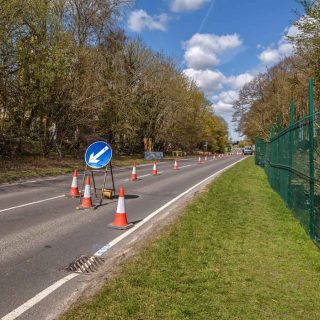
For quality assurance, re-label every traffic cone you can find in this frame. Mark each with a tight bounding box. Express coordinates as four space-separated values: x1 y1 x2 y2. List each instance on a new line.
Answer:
77 176 94 209
205 155 208 161
68 170 80 198
130 162 138 181
152 161 158 175
173 160 179 170
109 186 133 230
198 156 203 164
213 155 216 160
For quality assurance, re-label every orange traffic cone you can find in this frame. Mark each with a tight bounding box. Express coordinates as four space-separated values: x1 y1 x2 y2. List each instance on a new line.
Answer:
109 186 133 230
77 176 94 209
130 162 138 181
152 161 158 175
68 169 80 198
173 160 179 170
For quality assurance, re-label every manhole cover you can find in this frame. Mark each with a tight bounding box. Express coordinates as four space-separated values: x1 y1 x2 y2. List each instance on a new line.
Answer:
67 255 104 274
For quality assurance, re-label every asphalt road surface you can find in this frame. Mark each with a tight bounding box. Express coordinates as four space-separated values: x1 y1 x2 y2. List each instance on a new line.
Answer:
0 154 245 320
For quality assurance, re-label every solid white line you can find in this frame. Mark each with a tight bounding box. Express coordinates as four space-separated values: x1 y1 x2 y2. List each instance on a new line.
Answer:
0 195 65 214
1 156 246 320
1 274 78 320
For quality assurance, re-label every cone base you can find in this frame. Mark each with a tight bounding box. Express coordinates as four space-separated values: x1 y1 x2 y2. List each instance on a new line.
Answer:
108 222 134 230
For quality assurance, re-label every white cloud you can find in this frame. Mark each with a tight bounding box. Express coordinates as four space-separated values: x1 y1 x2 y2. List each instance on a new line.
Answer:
184 47 219 69
181 31 250 140
226 73 254 89
213 100 234 116
258 25 298 65
128 9 168 32
183 68 225 94
183 33 242 69
213 90 239 105
211 91 238 124
171 0 210 12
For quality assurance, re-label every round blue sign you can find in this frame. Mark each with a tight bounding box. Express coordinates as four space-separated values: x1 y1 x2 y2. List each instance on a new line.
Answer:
85 141 112 169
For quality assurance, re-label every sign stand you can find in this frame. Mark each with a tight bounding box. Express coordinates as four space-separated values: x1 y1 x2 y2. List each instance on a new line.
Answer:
78 161 116 207
79 141 115 208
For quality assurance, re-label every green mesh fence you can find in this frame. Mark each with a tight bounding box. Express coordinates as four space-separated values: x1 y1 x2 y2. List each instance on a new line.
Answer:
255 106 320 244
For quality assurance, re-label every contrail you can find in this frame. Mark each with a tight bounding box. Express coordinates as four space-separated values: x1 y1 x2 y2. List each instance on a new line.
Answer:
198 0 215 33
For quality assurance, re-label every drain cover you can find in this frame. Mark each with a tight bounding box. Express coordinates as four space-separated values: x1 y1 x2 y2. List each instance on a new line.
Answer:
67 255 104 274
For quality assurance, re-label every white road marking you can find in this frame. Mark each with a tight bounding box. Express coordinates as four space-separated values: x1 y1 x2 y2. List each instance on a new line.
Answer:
122 173 151 182
1 157 246 320
0 195 65 214
1 274 78 320
0 177 60 187
179 164 193 169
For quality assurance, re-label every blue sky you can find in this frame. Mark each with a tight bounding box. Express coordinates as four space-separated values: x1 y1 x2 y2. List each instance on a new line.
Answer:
122 0 301 140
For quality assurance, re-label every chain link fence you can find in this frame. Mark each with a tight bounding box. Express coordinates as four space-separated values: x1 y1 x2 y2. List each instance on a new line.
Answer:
255 80 320 244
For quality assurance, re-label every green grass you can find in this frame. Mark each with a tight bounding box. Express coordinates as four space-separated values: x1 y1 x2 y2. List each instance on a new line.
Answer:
61 158 320 320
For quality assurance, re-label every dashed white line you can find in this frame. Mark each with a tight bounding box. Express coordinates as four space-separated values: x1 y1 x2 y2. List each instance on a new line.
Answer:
179 164 193 169
0 195 65 214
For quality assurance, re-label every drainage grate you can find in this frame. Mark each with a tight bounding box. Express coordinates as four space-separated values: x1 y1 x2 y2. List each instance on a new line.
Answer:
67 255 104 274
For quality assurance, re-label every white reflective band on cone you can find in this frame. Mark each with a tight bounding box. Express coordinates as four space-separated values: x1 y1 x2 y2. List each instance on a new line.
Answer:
116 197 125 214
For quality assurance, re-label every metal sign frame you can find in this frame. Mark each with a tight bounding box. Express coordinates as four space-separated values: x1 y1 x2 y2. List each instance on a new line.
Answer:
79 141 116 208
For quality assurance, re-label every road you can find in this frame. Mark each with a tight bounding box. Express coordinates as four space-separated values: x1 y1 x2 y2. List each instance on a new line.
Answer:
0 155 244 320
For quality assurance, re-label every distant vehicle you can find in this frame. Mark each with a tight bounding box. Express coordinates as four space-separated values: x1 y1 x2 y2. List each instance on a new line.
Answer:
243 146 253 155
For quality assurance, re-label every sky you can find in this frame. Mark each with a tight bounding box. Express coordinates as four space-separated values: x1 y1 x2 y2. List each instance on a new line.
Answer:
122 0 301 141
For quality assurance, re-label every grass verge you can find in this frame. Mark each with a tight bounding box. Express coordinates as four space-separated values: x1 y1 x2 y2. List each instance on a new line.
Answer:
0 155 179 184
62 158 320 320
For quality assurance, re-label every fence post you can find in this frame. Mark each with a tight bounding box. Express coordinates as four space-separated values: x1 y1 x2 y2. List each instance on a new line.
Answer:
309 79 315 240
288 101 295 208
270 123 275 139
277 114 281 133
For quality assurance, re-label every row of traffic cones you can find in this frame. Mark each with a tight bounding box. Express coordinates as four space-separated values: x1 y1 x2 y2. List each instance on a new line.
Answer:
68 154 228 200
67 154 230 229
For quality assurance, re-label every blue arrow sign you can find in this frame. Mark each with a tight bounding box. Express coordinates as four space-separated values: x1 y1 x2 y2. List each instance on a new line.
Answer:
85 141 112 169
